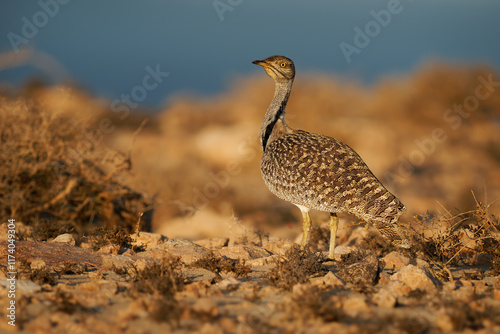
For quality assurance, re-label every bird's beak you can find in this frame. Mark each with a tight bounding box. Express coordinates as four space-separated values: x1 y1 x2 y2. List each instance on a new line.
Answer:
252 59 268 67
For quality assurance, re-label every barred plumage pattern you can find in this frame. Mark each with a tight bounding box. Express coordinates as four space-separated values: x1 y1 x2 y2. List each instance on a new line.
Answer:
253 55 410 257
261 129 408 245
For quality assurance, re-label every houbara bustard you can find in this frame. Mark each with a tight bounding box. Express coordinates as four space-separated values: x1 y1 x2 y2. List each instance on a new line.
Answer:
253 55 410 259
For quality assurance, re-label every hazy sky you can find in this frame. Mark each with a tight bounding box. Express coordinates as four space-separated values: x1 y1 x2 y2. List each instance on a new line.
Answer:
1 0 499 107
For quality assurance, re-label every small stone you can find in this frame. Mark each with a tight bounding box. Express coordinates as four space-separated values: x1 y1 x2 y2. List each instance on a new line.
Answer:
493 288 500 301
30 258 46 270
372 288 397 308
219 316 237 333
192 297 219 318
262 237 296 255
155 239 212 265
218 277 240 291
183 268 218 283
130 232 166 251
194 238 229 250
101 254 134 272
378 271 391 286
51 233 75 246
199 322 224 334
133 258 157 273
338 254 379 286
292 283 311 295
316 271 345 288
78 281 118 296
387 279 411 297
342 295 369 317
88 270 104 280
435 309 455 332
218 245 272 261
382 251 410 269
452 285 475 302
99 244 120 254
247 254 281 266
415 258 430 269
457 279 473 287
390 264 438 290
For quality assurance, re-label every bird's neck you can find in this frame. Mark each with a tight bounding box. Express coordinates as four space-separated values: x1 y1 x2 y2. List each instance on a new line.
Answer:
259 79 293 151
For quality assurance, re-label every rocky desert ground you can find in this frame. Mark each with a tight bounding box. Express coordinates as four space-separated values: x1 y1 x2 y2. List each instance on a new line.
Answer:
1 62 500 333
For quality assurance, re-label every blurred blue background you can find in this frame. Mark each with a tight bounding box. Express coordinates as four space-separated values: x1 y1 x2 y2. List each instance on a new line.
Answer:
0 0 499 108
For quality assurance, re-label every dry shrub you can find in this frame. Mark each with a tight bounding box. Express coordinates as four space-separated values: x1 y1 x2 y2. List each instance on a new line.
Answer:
285 285 344 323
267 246 325 290
130 257 184 297
191 251 251 278
0 90 152 239
87 225 133 251
413 196 500 272
129 257 185 324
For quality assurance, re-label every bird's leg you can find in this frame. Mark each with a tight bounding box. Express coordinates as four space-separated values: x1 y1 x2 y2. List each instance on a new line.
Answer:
328 213 339 259
299 208 312 250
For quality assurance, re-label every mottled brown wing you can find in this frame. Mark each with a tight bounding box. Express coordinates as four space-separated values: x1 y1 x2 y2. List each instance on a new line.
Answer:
261 129 409 246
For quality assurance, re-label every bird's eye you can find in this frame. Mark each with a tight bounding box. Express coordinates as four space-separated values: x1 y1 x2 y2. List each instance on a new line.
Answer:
280 63 286 68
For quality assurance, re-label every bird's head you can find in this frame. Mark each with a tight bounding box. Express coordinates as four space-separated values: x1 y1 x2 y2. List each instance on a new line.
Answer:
252 55 295 82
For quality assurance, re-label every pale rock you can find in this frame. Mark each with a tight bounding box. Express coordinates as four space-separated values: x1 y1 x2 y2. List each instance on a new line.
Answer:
372 288 397 308
101 254 134 272
51 233 75 246
378 271 391 286
435 309 455 332
78 280 118 296
30 258 46 270
247 254 279 266
452 285 475 302
390 264 438 290
199 323 224 334
192 297 219 318
183 268 218 283
118 299 148 321
415 258 430 269
99 244 120 254
88 270 104 280
130 232 166 250
292 283 311 295
218 277 240 291
219 316 237 333
262 237 296 255
342 295 369 317
328 245 357 261
338 254 379 286
382 251 410 269
387 280 411 297
133 258 157 273
218 245 272 261
194 238 229 250
313 271 345 288
153 239 212 265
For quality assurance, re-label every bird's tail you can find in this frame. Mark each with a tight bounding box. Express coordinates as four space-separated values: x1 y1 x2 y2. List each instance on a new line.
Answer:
370 219 411 249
